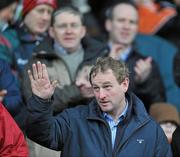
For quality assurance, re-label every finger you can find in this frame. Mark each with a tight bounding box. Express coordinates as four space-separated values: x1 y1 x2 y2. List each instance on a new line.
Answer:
135 59 145 68
32 63 38 80
37 61 43 79
144 57 152 63
134 66 141 77
28 69 34 83
42 63 49 80
51 80 58 91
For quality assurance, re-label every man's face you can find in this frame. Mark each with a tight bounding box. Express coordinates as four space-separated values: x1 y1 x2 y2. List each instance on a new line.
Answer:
75 65 94 98
106 4 138 46
91 69 129 115
24 4 54 35
0 2 17 23
49 12 86 52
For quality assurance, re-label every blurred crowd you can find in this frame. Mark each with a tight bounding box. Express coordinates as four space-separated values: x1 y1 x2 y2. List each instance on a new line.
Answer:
0 0 180 156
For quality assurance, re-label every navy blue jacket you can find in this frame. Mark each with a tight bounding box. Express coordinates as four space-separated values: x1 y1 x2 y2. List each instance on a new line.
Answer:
0 59 22 116
27 93 172 157
0 59 26 129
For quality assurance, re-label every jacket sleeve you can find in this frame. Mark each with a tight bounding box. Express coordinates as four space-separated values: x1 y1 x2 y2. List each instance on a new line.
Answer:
0 60 23 117
0 30 18 65
53 84 82 114
0 103 29 156
26 95 71 151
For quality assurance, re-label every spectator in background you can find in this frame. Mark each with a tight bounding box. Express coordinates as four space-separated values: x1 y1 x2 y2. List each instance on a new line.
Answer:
135 0 180 49
0 0 57 73
156 0 180 49
104 1 166 111
135 33 180 111
0 0 18 67
149 102 180 143
21 6 107 114
87 0 180 111
75 63 94 99
0 102 28 156
134 0 176 35
25 57 172 157
0 0 18 32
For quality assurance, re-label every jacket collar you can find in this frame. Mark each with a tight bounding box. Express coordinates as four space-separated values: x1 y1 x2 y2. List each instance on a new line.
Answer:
86 92 150 125
16 22 47 42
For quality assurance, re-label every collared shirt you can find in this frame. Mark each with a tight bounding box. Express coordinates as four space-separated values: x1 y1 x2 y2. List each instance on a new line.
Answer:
103 101 128 148
54 40 83 56
108 42 132 61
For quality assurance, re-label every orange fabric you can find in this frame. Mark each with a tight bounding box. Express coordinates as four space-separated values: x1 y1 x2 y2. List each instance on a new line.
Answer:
0 103 29 157
138 3 177 34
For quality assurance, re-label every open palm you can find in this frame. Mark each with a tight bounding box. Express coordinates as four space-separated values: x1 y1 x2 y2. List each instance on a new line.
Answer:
28 61 57 99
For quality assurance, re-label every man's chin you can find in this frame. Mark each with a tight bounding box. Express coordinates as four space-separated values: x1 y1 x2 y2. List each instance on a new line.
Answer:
99 105 112 112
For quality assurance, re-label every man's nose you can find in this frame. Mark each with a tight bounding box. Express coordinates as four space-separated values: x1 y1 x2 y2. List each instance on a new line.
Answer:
65 25 73 33
98 89 106 99
123 21 130 29
42 11 51 21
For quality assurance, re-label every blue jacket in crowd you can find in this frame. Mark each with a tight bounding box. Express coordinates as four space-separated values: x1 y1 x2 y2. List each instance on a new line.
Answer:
0 59 26 129
0 59 22 116
26 92 172 157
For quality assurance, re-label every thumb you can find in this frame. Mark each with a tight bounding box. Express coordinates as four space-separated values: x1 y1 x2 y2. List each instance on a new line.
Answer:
144 57 152 63
52 80 58 89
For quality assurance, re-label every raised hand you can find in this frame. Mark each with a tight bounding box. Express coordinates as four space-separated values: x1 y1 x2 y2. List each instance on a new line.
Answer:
134 57 152 83
28 61 58 99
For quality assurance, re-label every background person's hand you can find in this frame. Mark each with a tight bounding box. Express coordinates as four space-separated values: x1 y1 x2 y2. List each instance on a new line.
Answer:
0 89 7 102
134 57 152 83
28 61 58 100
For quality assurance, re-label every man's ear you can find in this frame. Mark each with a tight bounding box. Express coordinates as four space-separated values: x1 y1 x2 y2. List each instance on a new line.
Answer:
105 19 112 32
49 27 54 38
80 26 87 38
122 78 129 92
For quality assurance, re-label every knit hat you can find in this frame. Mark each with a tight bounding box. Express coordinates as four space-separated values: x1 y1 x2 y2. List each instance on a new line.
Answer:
149 103 180 125
22 0 57 17
0 0 18 10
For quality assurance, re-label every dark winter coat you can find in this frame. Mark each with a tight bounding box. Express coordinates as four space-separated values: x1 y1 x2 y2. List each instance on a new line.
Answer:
22 36 108 113
26 92 172 157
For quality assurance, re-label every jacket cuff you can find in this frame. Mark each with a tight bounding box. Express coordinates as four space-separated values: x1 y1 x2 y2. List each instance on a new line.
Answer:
32 94 53 104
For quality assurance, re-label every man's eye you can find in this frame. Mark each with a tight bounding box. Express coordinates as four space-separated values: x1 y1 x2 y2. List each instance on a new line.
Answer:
93 87 99 91
57 24 66 29
104 85 112 89
37 9 44 14
71 23 80 28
